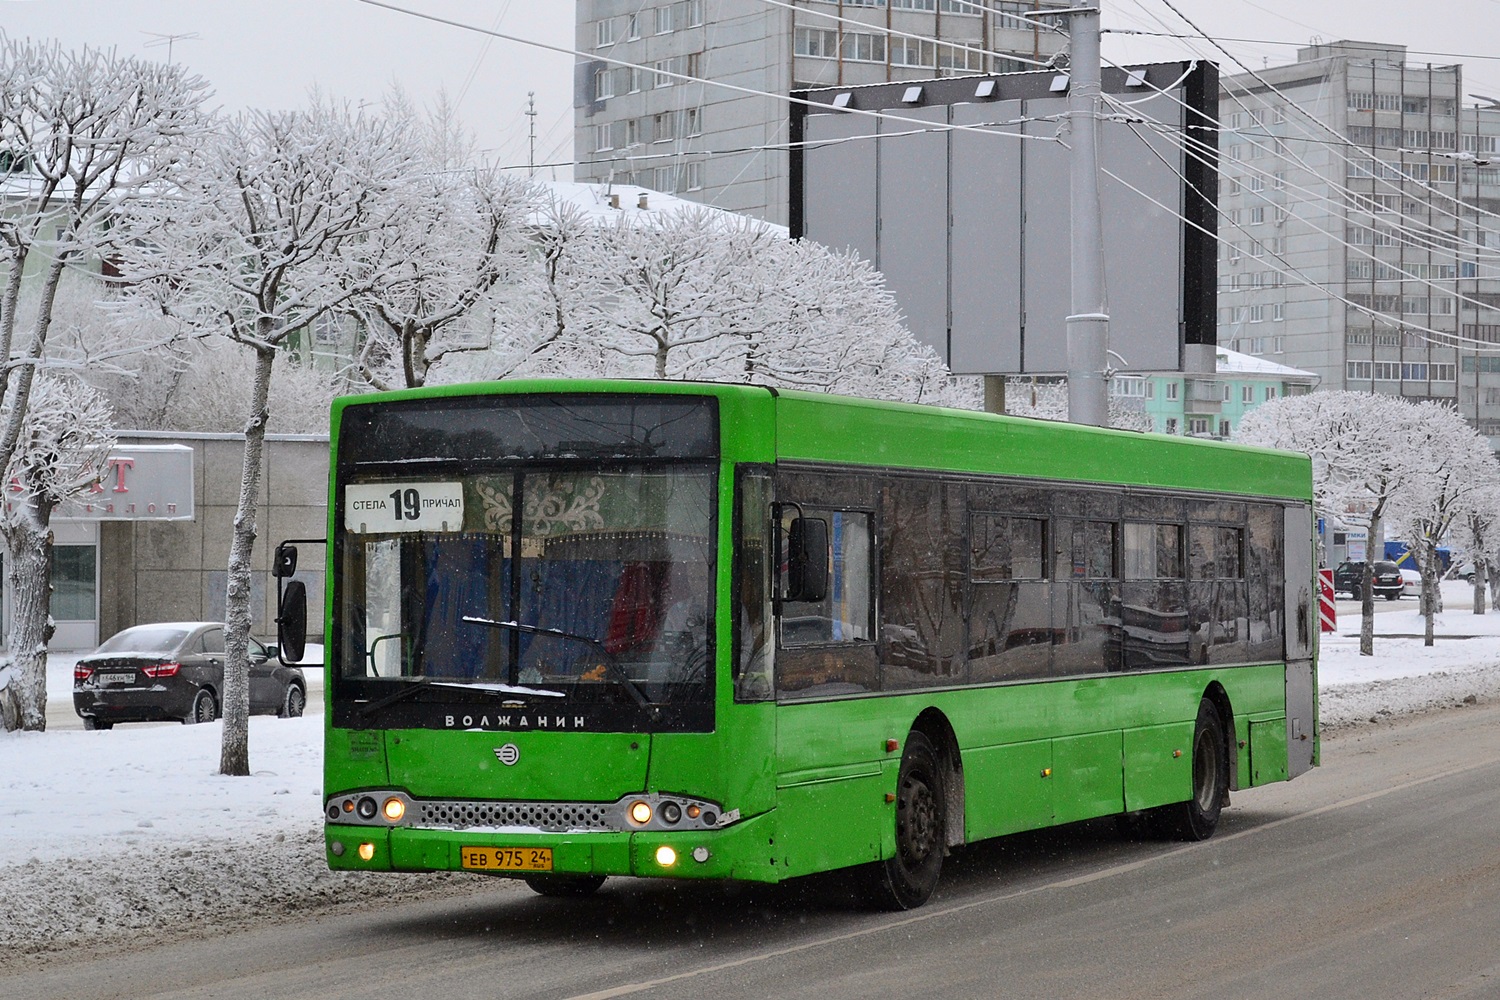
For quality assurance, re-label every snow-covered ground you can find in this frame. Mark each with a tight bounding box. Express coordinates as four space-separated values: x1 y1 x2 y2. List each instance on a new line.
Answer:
4 584 1500 962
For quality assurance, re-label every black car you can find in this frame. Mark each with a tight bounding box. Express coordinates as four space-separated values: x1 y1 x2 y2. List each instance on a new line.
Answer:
73 622 306 730
1333 560 1404 601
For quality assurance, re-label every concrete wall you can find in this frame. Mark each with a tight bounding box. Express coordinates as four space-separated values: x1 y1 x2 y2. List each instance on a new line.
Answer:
98 432 328 644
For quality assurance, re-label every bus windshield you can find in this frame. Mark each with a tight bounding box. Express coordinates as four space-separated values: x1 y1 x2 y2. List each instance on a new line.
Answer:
331 394 719 731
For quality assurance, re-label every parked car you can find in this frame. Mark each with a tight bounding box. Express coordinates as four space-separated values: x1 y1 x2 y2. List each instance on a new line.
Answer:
1333 560 1404 601
73 622 305 730
1399 567 1422 598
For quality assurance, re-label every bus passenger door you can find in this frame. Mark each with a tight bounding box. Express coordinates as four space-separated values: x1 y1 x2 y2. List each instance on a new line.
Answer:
1284 503 1317 776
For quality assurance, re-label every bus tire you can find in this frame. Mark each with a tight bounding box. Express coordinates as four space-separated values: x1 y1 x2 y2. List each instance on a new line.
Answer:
868 730 946 910
523 874 606 898
1158 698 1228 841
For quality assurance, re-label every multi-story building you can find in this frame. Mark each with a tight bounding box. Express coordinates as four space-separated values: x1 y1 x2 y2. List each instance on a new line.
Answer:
573 0 1070 226
1218 40 1500 446
1111 348 1320 439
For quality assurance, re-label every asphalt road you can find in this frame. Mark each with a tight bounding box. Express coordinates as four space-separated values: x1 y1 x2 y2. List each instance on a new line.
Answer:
9 703 1500 1000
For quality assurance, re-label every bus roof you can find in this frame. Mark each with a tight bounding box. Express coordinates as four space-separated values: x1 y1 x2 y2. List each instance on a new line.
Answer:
331 379 1313 503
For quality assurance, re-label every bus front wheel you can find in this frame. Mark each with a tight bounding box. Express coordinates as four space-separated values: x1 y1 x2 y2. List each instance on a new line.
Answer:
868 730 946 910
1160 698 1229 841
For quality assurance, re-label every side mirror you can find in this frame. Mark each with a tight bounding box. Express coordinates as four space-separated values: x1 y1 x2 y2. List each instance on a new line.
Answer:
273 543 298 579
277 580 307 664
785 516 830 604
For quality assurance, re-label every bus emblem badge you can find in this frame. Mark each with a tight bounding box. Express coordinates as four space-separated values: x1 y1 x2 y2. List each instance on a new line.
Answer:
495 744 520 766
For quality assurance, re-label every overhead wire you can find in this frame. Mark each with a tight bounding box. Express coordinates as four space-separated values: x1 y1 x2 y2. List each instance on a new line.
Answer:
1103 2 1500 353
355 0 1066 148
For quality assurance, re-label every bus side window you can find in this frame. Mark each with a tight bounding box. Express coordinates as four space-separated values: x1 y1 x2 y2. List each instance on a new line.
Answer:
778 509 872 647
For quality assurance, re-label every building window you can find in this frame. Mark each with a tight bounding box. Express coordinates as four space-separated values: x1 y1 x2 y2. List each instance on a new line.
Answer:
1242 385 1253 403
1165 417 1179 434
892 0 936 8
596 18 615 48
594 67 615 100
595 123 614 152
655 4 673 32
1219 419 1231 437
841 31 887 63
654 60 673 87
1265 386 1278 400
891 37 936 69
1145 381 1155 400
1250 206 1265 224
1222 384 1231 402
627 13 640 39
52 545 97 622
687 161 704 190
1165 382 1179 401
794 27 839 59
653 112 675 142
685 107 702 136
685 0 705 26
1274 336 1284 352
1188 417 1209 435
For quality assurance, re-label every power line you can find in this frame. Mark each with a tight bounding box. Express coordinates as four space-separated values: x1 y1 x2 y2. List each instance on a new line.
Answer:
355 0 1064 148
1105 28 1500 66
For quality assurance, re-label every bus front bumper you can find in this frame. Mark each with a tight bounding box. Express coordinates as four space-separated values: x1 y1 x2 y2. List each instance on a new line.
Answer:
326 808 778 883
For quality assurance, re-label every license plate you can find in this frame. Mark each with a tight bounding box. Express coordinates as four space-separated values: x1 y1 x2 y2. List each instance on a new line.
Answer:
100 672 135 684
460 846 552 871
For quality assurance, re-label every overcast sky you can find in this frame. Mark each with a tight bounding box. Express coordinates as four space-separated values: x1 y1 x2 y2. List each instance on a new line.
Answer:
4 0 1499 181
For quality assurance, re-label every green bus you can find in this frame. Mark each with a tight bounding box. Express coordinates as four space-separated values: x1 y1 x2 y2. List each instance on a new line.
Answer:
287 379 1317 910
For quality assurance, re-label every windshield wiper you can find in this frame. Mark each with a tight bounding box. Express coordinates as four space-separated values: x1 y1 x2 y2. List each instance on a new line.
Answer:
461 615 656 715
358 677 436 717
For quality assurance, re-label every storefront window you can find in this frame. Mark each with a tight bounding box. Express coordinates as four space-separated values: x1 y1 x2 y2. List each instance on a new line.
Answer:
52 545 98 622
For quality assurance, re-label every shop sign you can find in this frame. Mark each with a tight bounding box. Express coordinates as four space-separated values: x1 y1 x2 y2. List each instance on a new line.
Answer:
51 444 196 520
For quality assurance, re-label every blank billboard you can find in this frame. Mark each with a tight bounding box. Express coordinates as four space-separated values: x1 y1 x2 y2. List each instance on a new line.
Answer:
790 63 1218 376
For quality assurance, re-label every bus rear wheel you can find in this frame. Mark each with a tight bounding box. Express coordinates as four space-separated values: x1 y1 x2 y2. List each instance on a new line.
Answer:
868 731 946 910
1158 698 1229 841
523 874 606 898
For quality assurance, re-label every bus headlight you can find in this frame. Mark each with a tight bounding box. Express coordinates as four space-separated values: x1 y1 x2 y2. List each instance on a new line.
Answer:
629 801 653 825
383 797 406 822
655 845 677 867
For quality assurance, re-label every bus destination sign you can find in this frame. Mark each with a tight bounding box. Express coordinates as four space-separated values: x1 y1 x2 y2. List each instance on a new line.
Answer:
344 482 465 533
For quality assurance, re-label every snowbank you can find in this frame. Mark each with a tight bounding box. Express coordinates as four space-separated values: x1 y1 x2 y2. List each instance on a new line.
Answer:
3 587 1498 962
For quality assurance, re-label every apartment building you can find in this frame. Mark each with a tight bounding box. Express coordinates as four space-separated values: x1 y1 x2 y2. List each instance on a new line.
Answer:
1218 40 1500 446
573 0 1070 226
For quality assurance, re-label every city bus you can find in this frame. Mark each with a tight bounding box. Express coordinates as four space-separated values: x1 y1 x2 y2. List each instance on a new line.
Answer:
282 379 1317 910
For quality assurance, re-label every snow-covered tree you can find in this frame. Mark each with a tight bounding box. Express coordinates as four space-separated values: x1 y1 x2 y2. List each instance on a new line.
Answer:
1387 403 1500 642
1447 480 1500 616
0 35 207 731
1002 377 1153 431
110 100 414 774
343 93 543 390
473 205 976 406
1235 391 1427 656
0 373 113 730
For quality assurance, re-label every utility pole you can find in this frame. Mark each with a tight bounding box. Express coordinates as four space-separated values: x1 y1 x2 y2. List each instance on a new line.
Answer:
526 92 538 178
1064 6 1110 427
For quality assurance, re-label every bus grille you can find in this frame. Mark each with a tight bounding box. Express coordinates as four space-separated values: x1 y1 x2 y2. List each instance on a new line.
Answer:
415 800 616 832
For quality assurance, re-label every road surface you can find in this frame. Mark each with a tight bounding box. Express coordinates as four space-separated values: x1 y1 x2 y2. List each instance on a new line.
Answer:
8 703 1500 1000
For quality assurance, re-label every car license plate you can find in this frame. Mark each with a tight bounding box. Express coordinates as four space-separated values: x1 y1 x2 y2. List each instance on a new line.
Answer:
100 672 135 685
460 846 552 871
